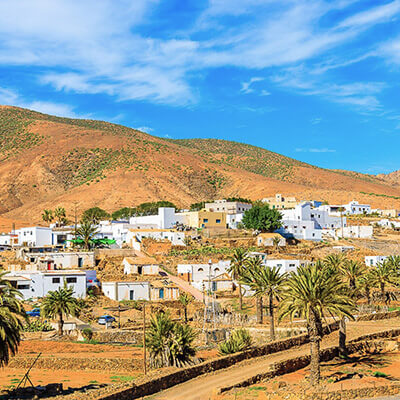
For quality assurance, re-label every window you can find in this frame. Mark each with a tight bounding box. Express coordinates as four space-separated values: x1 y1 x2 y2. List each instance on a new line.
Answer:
198 268 204 272
216 219 221 224
289 264 295 268
203 218 208 223
17 284 30 290
66 277 77 283
52 277 60 284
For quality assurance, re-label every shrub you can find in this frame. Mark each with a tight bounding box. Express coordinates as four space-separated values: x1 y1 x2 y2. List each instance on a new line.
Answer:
23 320 54 332
82 328 93 341
218 329 252 355
373 371 388 378
146 312 197 368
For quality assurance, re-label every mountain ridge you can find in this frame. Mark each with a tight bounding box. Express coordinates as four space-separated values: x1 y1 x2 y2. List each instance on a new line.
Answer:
0 105 399 224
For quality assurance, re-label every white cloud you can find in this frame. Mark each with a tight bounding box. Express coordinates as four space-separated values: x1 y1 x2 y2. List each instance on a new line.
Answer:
310 117 322 125
0 86 79 118
296 148 336 153
240 77 264 94
134 126 154 133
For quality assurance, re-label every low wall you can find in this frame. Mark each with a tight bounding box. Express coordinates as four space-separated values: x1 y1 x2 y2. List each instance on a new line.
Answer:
356 309 400 321
95 249 138 258
92 330 142 344
8 356 141 372
99 321 339 400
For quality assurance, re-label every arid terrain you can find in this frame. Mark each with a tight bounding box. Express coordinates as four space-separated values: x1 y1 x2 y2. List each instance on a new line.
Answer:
2 105 400 224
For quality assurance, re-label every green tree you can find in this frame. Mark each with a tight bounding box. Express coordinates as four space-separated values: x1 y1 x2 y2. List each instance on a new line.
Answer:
242 203 282 232
82 207 110 224
279 264 355 385
0 271 27 367
370 261 398 304
146 312 197 368
218 328 252 355
77 220 99 250
54 206 67 227
241 258 286 339
111 207 136 220
358 272 374 305
178 293 193 323
41 284 79 336
228 248 249 310
41 209 54 224
338 259 365 355
189 201 206 211
272 236 282 252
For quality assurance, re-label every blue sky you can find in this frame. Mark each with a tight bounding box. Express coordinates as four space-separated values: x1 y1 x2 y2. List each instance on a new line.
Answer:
1 0 400 174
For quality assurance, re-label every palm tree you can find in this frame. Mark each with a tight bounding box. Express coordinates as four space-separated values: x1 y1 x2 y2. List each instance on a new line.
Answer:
338 259 365 355
228 248 249 310
241 257 286 339
146 312 197 368
385 255 400 274
41 284 79 336
54 207 66 227
42 209 54 224
272 236 281 253
370 261 398 304
358 272 374 305
323 254 346 277
0 272 26 367
178 293 193 323
77 220 98 250
279 264 354 385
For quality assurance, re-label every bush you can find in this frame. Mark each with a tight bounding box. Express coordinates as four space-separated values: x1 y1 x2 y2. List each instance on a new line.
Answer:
82 328 93 341
23 320 54 332
218 329 252 355
373 371 388 378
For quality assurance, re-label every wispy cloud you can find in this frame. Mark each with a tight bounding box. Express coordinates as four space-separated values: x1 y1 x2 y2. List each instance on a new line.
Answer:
240 77 264 94
310 117 322 125
134 126 154 133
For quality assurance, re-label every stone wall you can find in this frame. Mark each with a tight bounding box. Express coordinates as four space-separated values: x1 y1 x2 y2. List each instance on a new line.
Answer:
92 329 143 344
8 356 141 372
356 309 400 321
99 321 340 400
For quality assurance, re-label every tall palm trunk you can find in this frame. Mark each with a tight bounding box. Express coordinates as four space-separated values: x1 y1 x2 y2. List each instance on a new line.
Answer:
380 282 385 301
184 307 188 323
339 317 347 356
309 311 321 385
256 296 263 324
238 282 242 310
268 294 275 341
58 312 64 336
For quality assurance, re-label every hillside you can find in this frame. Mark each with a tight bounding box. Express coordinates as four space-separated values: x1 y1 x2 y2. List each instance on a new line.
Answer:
1 105 400 225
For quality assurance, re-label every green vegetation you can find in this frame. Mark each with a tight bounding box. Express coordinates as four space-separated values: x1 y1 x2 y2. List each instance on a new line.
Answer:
146 312 197 368
82 207 110 223
228 248 249 311
41 284 80 336
82 327 93 341
112 207 136 220
279 263 355 385
170 138 308 182
178 293 193 323
373 371 388 378
0 271 27 367
190 201 207 211
23 319 53 332
110 375 135 383
76 220 99 250
218 329 252 355
169 246 259 257
0 108 44 160
242 203 282 232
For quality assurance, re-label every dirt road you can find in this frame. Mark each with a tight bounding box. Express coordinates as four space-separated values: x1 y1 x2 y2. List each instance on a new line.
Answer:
146 319 400 400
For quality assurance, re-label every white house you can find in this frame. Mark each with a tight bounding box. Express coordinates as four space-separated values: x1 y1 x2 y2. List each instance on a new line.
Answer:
129 208 184 229
4 270 87 299
226 213 244 229
365 255 388 267
257 233 286 247
264 259 308 274
22 251 95 270
204 200 252 214
17 227 53 247
0 233 18 247
343 201 371 215
177 260 231 287
375 219 400 230
122 256 159 275
277 202 343 241
126 229 186 248
102 281 151 301
337 225 373 239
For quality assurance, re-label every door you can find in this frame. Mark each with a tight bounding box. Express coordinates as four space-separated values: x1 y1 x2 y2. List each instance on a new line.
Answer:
159 288 164 299
212 281 217 291
78 258 83 268
129 290 134 300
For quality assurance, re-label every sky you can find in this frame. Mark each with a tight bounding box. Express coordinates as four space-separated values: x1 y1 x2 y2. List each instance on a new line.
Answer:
1 0 400 174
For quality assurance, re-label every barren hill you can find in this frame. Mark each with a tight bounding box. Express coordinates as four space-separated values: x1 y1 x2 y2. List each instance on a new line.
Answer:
1 105 400 225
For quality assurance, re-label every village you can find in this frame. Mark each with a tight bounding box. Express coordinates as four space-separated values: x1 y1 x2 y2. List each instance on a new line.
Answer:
2 195 400 399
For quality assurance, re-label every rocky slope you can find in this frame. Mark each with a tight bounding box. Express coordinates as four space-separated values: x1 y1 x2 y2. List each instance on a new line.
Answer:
1 105 400 224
